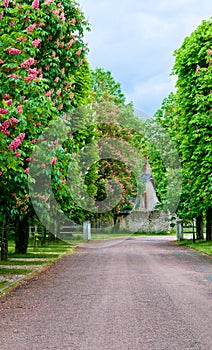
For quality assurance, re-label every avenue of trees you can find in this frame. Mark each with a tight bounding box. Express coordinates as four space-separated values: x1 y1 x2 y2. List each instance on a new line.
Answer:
0 2 211 260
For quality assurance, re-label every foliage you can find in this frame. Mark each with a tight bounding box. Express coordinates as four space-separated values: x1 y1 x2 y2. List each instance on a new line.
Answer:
0 0 92 255
91 67 126 105
154 17 212 222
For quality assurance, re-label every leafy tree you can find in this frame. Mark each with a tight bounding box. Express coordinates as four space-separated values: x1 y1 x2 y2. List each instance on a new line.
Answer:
0 0 91 258
155 18 212 240
91 67 126 105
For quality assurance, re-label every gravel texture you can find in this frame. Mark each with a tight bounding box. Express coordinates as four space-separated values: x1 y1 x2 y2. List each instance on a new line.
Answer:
0 236 212 350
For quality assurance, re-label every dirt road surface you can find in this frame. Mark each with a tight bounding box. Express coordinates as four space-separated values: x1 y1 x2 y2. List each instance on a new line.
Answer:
1 236 212 350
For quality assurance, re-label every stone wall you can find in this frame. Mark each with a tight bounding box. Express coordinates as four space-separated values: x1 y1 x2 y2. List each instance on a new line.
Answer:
118 210 171 233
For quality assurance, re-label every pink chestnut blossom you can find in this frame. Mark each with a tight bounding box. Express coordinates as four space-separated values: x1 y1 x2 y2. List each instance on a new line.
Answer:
68 39 74 48
7 47 21 55
3 0 9 8
45 90 53 97
14 152 21 157
41 163 46 168
21 57 34 69
0 59 4 64
54 77 59 82
16 105 23 114
24 167 30 174
60 13 65 22
75 49 82 56
32 39 42 47
32 0 39 10
8 74 21 79
207 49 211 56
195 65 200 75
51 156 57 165
0 108 9 114
26 23 36 33
7 99 12 106
0 119 10 135
11 117 19 123
8 133 25 150
16 36 27 42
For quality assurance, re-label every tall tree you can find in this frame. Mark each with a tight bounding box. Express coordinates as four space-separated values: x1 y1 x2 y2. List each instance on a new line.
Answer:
0 0 91 257
155 17 212 240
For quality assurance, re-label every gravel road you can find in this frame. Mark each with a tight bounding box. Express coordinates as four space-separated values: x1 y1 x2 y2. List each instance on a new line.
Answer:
1 236 212 350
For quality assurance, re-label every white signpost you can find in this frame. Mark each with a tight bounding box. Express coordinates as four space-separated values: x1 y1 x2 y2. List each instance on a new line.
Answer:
83 221 91 241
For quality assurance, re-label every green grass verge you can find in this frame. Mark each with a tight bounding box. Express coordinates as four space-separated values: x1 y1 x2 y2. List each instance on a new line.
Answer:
178 239 212 255
0 268 33 275
8 253 60 259
0 281 8 288
0 241 75 296
0 260 51 266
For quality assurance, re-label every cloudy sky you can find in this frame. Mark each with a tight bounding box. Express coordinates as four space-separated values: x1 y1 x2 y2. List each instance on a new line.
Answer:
79 0 211 116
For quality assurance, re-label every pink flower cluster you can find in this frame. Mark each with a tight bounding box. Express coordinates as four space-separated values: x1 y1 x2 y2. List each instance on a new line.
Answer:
32 0 39 10
21 57 34 69
0 59 4 64
3 0 9 8
0 117 18 136
8 74 21 79
24 68 38 83
16 36 27 42
0 120 11 136
7 47 21 55
11 117 19 123
45 90 53 97
26 23 36 33
75 49 82 56
32 39 42 47
14 151 21 157
16 105 23 114
7 99 12 106
51 156 57 165
67 39 74 48
8 133 25 150
24 167 30 174
196 65 200 75
0 108 9 114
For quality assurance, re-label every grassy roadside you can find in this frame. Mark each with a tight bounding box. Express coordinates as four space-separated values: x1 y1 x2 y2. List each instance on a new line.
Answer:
0 240 76 297
177 239 212 256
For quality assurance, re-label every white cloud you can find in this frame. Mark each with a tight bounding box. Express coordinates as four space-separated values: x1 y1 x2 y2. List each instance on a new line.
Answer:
79 0 212 114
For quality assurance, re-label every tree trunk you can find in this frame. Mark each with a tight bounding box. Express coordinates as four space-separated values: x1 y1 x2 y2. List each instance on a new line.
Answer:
1 212 9 261
15 215 29 254
206 208 212 242
196 214 204 240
